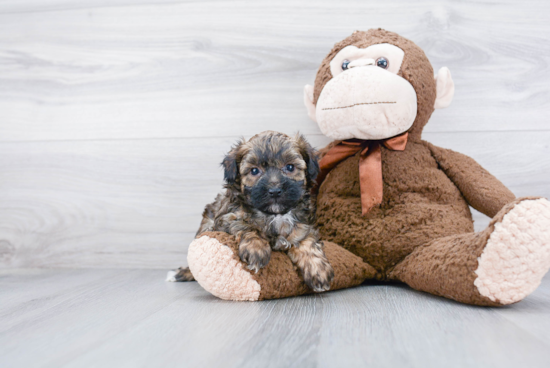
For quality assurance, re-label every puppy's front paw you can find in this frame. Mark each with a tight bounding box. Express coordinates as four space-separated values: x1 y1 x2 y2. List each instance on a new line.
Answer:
302 257 334 293
239 236 271 273
273 236 291 251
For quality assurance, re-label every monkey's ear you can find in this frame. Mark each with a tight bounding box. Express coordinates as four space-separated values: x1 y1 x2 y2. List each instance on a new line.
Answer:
221 140 245 185
434 67 455 109
303 85 318 122
295 134 320 182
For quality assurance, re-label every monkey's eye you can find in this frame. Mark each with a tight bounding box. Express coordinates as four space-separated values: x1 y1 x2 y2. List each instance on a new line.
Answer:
376 57 389 69
341 59 351 70
250 168 260 176
285 164 295 172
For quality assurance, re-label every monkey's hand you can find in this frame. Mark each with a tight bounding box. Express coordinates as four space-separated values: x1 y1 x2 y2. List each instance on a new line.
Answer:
238 233 271 273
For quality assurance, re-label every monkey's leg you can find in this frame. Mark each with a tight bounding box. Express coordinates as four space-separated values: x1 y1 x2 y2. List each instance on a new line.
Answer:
166 267 195 282
186 231 376 301
389 197 550 306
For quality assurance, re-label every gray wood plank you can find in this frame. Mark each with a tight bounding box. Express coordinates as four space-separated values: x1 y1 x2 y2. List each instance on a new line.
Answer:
493 275 550 346
0 131 548 268
0 269 549 368
0 0 549 143
0 269 203 367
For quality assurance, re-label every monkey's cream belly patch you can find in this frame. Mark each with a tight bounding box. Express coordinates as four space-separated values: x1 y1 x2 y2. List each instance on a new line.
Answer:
474 198 550 305
188 235 261 301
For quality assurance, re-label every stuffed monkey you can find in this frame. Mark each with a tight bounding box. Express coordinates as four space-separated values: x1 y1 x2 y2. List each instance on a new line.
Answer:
186 29 550 306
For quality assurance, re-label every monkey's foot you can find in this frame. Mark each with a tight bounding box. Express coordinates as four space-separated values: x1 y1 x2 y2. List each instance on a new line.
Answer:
475 197 550 305
187 231 375 301
187 233 261 301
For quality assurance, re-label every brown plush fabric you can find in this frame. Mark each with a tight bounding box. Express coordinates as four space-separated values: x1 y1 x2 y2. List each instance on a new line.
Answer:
389 197 538 306
316 141 475 277
389 231 499 306
316 133 408 215
424 141 516 218
312 29 437 142
201 231 373 300
322 241 377 291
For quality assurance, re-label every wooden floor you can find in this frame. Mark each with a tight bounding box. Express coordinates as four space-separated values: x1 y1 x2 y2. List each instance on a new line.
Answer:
1 269 550 368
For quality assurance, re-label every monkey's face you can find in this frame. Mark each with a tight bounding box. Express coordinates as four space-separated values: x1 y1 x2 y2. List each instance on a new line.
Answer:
316 43 417 140
222 132 319 215
305 29 455 141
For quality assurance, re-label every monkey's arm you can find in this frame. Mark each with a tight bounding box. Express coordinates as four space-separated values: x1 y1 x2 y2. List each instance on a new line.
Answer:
424 141 515 218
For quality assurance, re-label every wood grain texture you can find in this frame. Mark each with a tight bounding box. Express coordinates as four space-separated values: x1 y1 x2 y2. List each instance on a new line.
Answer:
0 0 549 142
0 269 549 368
0 0 549 268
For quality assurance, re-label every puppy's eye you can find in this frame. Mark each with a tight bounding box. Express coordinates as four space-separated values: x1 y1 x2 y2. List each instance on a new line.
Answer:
285 164 295 172
341 59 351 70
376 57 389 69
250 168 260 176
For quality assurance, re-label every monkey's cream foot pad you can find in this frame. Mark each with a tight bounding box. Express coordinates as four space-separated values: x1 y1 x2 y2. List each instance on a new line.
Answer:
187 235 261 301
475 198 550 304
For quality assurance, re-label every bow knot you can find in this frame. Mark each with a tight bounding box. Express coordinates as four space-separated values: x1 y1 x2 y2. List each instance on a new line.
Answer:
316 132 408 215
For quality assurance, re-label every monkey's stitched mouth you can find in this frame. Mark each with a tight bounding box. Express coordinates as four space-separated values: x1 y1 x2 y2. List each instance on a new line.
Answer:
322 101 396 111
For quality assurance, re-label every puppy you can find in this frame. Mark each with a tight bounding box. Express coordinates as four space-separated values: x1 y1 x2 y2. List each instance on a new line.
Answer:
168 131 334 292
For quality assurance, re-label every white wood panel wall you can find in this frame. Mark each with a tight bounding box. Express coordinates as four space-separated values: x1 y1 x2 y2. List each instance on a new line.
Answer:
0 0 549 268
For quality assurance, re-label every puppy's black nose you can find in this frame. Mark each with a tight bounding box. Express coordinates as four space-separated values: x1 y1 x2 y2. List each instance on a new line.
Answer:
268 188 282 198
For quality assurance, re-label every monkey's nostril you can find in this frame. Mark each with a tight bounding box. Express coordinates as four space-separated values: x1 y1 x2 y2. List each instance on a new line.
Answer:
268 188 282 198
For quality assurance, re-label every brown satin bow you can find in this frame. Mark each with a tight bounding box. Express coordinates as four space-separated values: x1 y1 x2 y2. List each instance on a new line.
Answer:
316 132 409 215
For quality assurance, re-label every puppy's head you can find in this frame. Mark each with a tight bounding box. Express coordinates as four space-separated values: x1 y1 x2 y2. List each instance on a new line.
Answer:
222 131 319 215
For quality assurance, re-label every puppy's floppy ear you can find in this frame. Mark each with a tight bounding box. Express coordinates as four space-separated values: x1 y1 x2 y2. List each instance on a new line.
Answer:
295 134 320 182
221 138 246 185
